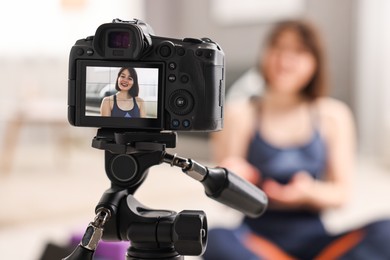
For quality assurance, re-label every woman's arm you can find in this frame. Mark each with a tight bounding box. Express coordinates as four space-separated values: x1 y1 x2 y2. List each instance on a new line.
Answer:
310 98 356 208
212 101 253 160
211 100 260 184
136 97 146 117
100 96 112 116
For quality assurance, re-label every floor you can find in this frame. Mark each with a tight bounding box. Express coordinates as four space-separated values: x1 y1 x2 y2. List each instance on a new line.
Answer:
1 129 390 260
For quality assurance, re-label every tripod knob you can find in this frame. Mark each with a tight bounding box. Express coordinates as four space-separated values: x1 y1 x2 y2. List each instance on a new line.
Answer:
110 154 138 183
105 151 148 190
174 210 207 256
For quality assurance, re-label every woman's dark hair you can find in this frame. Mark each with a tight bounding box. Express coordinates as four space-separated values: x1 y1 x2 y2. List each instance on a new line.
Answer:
115 67 139 97
261 20 328 100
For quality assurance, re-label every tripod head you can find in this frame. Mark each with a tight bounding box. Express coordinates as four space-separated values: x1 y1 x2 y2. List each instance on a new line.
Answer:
63 129 268 260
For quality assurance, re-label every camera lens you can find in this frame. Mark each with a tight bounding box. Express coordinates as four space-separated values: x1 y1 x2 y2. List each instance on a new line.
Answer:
169 90 194 115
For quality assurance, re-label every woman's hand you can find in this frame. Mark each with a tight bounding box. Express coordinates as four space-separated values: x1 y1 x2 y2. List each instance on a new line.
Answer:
219 156 261 185
262 171 315 209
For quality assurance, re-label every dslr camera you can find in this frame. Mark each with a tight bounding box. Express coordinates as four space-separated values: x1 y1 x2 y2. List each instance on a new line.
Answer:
68 18 225 131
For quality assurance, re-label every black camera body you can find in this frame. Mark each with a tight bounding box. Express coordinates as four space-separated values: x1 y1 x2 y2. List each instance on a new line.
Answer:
68 19 225 131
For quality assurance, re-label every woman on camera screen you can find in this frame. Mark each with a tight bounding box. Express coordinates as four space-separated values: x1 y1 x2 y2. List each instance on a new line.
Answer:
204 20 390 259
100 67 146 118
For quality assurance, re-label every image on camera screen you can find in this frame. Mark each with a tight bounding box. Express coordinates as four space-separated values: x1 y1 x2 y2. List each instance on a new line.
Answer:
85 66 159 119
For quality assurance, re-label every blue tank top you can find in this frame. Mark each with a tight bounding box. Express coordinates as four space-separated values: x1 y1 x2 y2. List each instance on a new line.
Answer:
111 95 140 118
247 127 327 185
243 105 329 251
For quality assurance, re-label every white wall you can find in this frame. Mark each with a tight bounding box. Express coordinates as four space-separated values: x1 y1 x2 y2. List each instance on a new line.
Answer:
0 0 145 57
354 0 390 164
0 0 145 144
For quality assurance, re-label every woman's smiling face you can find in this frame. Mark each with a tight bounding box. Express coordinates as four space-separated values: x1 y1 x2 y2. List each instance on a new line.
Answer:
117 69 134 90
262 29 317 95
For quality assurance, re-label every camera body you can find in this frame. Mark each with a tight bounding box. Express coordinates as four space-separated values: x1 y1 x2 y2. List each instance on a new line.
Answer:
68 19 225 131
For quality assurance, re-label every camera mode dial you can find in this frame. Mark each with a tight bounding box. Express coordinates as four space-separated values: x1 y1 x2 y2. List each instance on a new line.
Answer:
158 41 175 58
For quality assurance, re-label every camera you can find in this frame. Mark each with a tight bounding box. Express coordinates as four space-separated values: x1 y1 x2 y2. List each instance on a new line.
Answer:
68 18 225 131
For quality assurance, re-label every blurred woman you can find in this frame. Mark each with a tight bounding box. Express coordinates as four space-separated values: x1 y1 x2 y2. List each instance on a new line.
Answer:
100 67 146 118
204 20 390 260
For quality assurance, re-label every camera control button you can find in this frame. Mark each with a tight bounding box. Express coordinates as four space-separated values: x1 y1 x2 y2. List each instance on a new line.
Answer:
76 48 84 56
86 48 94 56
169 90 194 115
205 51 213 58
180 75 189 84
168 74 176 82
177 47 185 56
175 97 187 107
183 38 203 44
182 120 191 128
159 45 172 57
172 119 180 128
168 62 177 70
195 50 203 56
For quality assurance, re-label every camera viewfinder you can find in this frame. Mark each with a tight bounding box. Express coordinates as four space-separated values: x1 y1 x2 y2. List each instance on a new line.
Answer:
108 31 130 49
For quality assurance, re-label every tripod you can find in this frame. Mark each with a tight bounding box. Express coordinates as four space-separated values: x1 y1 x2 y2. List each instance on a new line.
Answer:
63 129 267 260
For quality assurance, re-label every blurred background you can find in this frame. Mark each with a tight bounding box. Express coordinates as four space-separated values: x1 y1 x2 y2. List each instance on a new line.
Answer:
1 0 390 259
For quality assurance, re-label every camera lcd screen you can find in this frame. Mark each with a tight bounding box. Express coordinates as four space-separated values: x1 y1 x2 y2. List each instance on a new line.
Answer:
76 60 164 129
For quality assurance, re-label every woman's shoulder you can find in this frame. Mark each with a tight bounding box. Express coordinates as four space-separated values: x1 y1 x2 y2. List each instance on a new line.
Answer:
224 98 258 134
225 98 256 120
102 95 115 102
315 97 352 116
314 97 354 127
135 96 144 103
